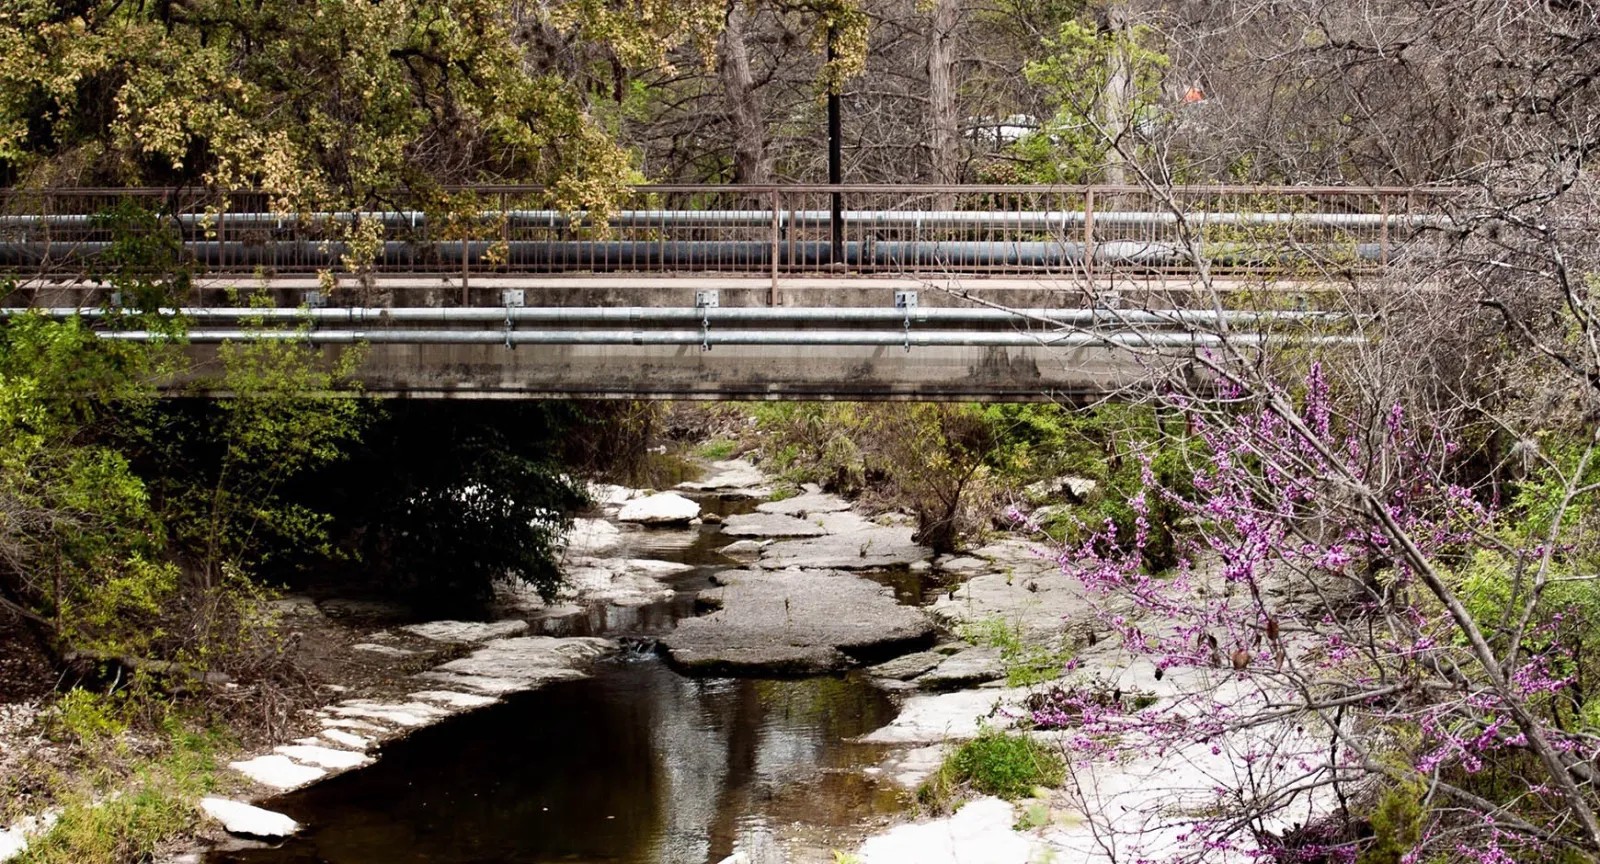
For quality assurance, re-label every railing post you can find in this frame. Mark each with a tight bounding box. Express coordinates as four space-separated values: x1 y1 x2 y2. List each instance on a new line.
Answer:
1379 193 1390 267
770 189 780 305
461 236 469 305
1084 187 1096 285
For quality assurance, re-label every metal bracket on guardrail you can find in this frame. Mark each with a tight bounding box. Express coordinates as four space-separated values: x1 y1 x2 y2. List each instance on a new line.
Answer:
503 290 524 349
697 291 718 352
896 291 917 352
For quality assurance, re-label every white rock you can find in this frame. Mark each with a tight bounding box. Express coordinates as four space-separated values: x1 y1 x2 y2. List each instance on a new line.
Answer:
402 620 529 643
274 744 371 770
410 690 499 709
352 643 416 657
860 688 1024 744
617 492 701 524
199 798 300 838
0 813 56 864
589 483 640 505
714 854 752 864
330 700 447 727
230 754 327 789
678 459 770 493
320 729 371 749
321 718 388 733
564 518 623 556
859 797 1042 864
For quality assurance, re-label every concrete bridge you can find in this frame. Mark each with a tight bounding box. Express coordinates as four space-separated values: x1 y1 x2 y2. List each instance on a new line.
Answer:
0 184 1451 400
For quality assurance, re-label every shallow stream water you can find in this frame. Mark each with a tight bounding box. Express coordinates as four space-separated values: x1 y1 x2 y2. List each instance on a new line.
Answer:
211 489 935 864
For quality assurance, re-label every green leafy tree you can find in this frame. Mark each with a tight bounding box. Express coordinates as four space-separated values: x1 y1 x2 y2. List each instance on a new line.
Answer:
1015 17 1168 183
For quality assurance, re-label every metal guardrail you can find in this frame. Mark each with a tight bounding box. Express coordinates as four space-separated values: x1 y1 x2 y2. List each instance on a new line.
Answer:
0 185 1459 283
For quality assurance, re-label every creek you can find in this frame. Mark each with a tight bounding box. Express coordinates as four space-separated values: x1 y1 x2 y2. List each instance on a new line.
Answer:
208 489 940 864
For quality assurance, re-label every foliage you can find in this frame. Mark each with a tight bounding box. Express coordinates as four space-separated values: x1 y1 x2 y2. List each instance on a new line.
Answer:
918 727 1065 812
1015 17 1169 183
1053 363 1600 860
307 402 587 606
1357 775 1425 864
0 310 179 662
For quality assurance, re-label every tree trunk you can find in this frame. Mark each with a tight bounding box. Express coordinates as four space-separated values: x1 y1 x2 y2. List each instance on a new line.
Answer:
1099 1 1132 185
926 0 960 188
717 2 769 183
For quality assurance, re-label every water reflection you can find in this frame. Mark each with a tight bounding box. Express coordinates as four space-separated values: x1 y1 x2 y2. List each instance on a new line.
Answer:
209 660 901 864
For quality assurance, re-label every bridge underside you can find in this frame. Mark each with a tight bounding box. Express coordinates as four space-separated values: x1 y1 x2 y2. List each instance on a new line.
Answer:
181 340 1170 402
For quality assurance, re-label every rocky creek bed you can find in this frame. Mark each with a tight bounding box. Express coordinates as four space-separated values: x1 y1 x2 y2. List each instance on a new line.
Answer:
3 456 1293 864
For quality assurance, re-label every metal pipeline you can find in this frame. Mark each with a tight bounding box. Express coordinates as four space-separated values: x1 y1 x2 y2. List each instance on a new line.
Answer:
95 328 1342 348
0 209 1436 231
1 306 1352 326
0 239 1399 269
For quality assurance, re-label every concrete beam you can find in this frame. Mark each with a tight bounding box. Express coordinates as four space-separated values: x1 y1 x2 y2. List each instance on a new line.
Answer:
174 340 1186 402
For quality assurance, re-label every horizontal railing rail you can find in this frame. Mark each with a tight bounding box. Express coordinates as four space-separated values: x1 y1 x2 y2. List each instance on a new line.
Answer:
0 184 1465 287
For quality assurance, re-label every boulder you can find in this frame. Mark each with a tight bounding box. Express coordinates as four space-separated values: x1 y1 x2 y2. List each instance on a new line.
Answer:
721 512 830 538
718 539 765 562
617 492 701 525
661 569 935 675
200 799 299 839
564 518 623 556
1024 475 1098 505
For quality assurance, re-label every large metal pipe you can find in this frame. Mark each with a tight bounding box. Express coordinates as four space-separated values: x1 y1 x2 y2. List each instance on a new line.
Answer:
95 328 1342 348
0 209 1438 231
1 306 1352 326
0 239 1400 269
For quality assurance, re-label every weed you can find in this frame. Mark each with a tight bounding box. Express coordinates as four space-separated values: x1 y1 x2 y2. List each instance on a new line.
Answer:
918 728 1065 812
50 691 128 748
696 439 737 460
960 616 1073 686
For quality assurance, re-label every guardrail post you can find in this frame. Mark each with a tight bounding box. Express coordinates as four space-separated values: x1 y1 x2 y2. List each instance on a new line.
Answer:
460 236 469 305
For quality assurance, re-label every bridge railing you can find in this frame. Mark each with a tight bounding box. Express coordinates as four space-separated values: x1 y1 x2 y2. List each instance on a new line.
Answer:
0 184 1459 282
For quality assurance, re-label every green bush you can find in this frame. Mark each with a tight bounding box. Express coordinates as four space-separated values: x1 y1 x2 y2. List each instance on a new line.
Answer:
918 728 1065 812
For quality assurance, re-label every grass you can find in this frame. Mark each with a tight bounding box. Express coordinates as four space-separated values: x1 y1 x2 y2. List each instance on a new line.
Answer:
959 616 1074 687
15 707 230 864
917 728 1065 813
696 439 737 460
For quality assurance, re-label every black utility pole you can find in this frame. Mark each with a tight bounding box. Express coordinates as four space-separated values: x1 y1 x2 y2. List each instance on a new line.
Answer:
826 25 843 266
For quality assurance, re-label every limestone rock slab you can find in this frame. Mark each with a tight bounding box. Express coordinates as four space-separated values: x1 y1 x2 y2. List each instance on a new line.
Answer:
757 527 931 570
756 492 852 517
402 620 529 643
661 569 935 675
721 512 830 538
